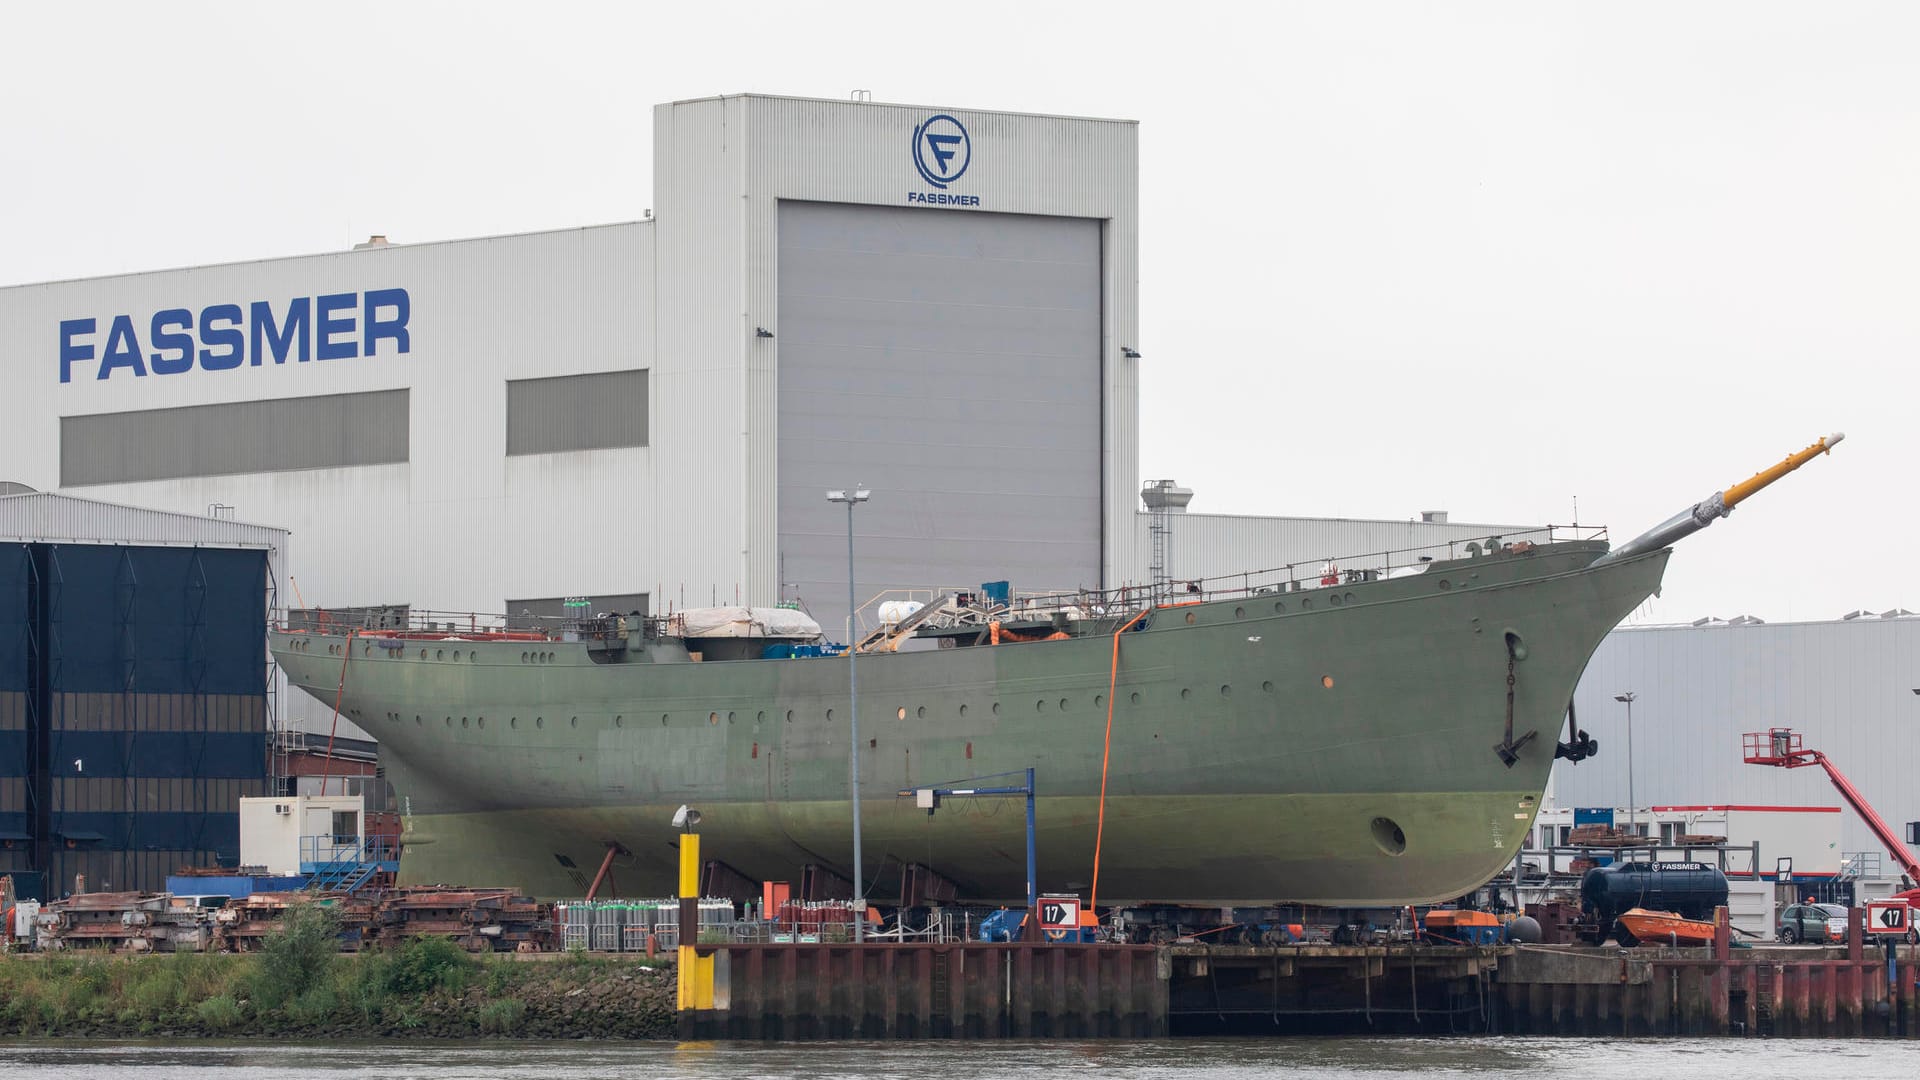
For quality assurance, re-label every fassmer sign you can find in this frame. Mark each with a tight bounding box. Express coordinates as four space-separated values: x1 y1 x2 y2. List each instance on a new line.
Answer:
907 114 980 208
58 288 411 382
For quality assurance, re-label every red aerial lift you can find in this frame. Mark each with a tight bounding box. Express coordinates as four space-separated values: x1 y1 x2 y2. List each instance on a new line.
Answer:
1744 727 1920 929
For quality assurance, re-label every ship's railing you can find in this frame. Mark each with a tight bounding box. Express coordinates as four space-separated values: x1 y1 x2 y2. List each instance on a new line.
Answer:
1148 522 1609 605
891 523 1608 630
275 606 663 643
278 524 1608 643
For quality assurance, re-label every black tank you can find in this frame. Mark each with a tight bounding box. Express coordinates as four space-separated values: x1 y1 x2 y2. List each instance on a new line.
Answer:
1580 861 1729 927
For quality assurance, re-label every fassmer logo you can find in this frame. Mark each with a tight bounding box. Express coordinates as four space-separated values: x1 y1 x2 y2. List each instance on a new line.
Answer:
912 114 971 188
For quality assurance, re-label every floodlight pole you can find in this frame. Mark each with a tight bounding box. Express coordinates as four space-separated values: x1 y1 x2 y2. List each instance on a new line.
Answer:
1614 692 1637 833
828 486 870 940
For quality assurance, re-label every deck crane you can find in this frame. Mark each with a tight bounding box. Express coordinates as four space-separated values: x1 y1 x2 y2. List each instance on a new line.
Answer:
1743 727 1920 934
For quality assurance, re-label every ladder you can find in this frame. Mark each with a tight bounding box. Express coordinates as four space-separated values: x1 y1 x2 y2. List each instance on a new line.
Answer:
931 949 951 1025
1755 987 1774 1037
855 599 949 654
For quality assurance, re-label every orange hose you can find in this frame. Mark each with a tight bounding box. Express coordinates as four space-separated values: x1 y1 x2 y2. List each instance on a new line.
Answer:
319 629 357 796
1089 609 1148 913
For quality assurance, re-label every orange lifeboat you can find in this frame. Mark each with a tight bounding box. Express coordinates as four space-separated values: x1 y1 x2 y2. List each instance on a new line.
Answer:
1615 907 1717 947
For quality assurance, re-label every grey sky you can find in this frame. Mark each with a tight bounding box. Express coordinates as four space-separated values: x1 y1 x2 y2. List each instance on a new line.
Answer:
3 2 1912 624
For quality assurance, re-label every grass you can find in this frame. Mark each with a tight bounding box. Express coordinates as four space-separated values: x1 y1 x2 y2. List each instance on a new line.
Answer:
0 907 668 1038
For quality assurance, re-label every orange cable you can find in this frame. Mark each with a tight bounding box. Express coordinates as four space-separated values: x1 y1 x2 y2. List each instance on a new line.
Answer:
319 628 357 796
1089 608 1148 913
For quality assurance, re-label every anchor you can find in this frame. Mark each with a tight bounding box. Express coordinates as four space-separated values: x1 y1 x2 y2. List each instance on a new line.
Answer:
1493 636 1538 768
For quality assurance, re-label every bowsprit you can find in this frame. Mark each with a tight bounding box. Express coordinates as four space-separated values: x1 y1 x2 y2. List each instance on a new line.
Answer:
58 288 411 382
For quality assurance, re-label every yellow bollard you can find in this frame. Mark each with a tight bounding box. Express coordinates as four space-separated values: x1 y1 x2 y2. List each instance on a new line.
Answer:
676 831 715 1011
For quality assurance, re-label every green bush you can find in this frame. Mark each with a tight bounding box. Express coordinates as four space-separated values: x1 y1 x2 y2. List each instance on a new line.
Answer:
477 997 527 1034
386 935 475 995
344 950 397 1019
286 982 340 1026
483 957 525 997
195 993 244 1031
250 902 340 1010
128 963 185 1017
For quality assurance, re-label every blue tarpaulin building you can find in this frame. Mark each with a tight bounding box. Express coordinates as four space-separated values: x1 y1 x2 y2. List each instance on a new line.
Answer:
0 492 287 899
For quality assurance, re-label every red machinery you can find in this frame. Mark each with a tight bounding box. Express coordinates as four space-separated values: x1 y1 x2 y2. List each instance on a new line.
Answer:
1743 728 1920 919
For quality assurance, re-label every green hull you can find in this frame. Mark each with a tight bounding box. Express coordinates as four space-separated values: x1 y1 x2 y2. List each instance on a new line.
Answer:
271 541 1667 905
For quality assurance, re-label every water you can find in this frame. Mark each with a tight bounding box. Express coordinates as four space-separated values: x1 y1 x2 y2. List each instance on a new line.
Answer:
0 1038 1910 1080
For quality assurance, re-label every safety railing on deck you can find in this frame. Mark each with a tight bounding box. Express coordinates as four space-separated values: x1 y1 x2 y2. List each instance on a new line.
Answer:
278 606 662 644
278 524 1608 644
878 524 1608 631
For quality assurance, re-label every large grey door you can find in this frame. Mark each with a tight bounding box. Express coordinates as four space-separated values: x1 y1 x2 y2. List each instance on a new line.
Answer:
776 202 1103 641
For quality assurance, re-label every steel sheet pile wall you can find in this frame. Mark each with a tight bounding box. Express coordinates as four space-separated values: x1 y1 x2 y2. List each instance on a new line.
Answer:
5 543 271 897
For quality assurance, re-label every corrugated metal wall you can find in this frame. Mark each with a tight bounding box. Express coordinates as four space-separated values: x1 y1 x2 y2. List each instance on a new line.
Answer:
1 224 651 651
654 94 1140 614
6 96 1138 661
1552 618 1920 866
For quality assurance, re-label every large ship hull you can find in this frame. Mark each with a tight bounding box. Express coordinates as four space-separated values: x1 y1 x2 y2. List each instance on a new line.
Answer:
271 541 1667 906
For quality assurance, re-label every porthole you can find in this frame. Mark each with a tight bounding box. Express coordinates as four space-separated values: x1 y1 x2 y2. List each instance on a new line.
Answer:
444 716 451 727
569 716 578 728
757 711 766 723
1438 579 1452 591
1302 599 1313 610
415 715 423 726
1058 698 1069 711
1130 692 1141 705
661 714 669 726
1179 688 1191 700
897 707 907 720
362 645 370 657
1234 606 1245 619
1036 699 1046 713
1094 694 1105 708
477 717 486 729
1220 685 1231 698
991 702 1001 716
452 650 461 661
1274 601 1285 614
1262 681 1274 693
1344 592 1356 604
958 704 969 717
710 712 719 725
613 715 623 727
521 651 529 663
1185 612 1196 625
916 706 927 719
420 649 428 660
509 717 517 729
535 717 544 729
786 710 795 723
437 649 445 661
1321 675 1335 689
461 717 469 729
1329 593 1343 607
827 709 835 722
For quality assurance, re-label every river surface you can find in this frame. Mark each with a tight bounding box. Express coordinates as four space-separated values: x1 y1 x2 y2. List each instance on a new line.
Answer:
0 1038 1910 1079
